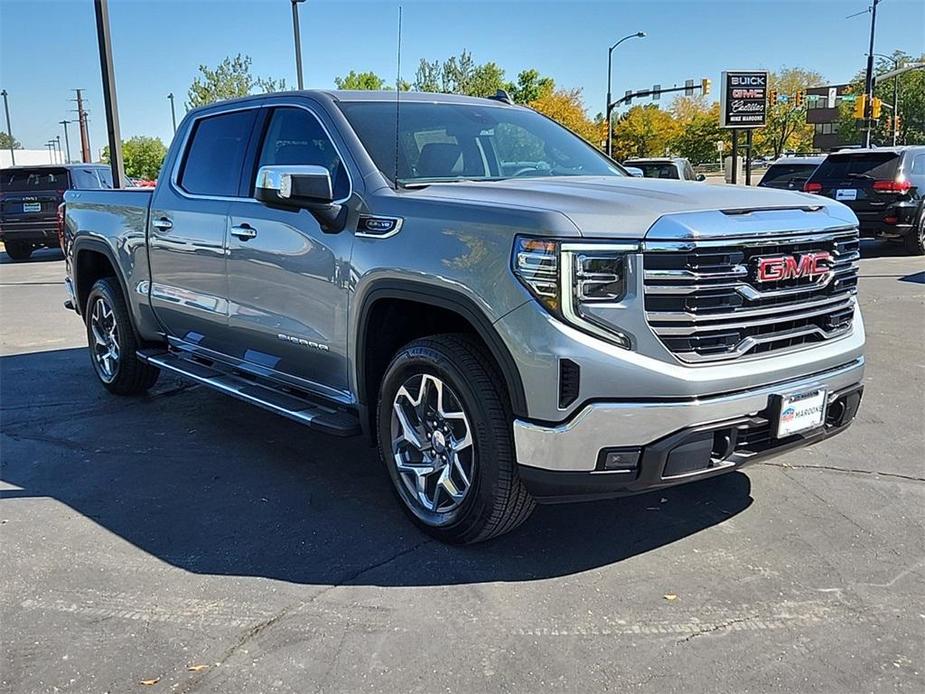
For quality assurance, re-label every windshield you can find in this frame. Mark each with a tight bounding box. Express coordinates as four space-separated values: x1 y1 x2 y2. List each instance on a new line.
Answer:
0 168 69 192
628 163 680 180
338 101 624 185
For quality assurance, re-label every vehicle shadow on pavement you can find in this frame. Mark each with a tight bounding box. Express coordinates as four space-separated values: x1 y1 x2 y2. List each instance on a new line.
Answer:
0 248 65 264
1 347 753 587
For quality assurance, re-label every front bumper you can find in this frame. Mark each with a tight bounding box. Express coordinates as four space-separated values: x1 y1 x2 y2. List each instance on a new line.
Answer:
515 358 864 502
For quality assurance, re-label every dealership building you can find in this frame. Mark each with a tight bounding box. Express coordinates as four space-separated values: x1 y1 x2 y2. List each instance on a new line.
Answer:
805 84 852 151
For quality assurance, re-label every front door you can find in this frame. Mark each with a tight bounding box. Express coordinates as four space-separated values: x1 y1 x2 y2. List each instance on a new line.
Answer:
224 105 354 400
148 107 258 352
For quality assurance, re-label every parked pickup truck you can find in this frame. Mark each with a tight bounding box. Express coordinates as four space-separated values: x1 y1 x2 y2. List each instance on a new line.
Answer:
63 91 865 543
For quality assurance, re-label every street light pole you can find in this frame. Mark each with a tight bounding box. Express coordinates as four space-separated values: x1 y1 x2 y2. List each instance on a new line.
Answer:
167 92 177 134
60 120 73 163
1 89 14 165
606 31 646 158
291 0 307 90
862 0 882 148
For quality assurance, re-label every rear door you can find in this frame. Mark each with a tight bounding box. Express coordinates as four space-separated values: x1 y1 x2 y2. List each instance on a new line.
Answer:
148 106 258 352
0 167 69 226
807 151 902 220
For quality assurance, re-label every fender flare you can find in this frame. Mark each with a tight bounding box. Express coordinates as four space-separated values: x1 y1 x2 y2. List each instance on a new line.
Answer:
71 237 132 319
354 280 528 417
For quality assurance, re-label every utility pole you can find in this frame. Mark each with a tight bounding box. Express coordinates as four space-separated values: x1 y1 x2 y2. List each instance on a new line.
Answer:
291 0 307 90
59 120 73 163
94 0 125 186
46 142 56 163
1 89 14 165
862 0 881 147
167 92 177 134
74 89 92 162
55 135 63 163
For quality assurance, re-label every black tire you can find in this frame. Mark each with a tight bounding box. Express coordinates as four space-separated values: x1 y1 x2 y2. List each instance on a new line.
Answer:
376 333 535 544
85 277 160 395
4 241 33 261
903 208 925 256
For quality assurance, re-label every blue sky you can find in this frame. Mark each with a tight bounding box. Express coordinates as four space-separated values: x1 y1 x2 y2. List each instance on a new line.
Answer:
1 0 923 155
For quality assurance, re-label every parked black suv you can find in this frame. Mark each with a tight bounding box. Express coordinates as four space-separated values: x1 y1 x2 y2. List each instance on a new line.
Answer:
0 164 116 261
803 147 925 255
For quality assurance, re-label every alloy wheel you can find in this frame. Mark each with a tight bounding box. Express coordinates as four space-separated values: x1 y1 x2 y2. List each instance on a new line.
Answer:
390 373 475 515
90 296 120 381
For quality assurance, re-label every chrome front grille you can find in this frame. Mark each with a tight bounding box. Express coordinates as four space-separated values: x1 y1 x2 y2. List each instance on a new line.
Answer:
643 229 859 362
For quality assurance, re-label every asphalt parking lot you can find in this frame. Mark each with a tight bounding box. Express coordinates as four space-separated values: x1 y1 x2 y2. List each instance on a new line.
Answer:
1 244 923 693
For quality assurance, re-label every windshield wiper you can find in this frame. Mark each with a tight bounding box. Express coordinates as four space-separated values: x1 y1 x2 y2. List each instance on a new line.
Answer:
846 172 875 180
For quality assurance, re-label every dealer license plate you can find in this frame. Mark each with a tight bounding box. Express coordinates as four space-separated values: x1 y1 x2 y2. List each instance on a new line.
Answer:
776 388 827 438
835 189 857 201
22 202 42 213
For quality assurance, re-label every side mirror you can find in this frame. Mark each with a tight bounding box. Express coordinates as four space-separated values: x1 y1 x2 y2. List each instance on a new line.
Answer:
696 174 707 182
624 166 645 178
255 165 345 232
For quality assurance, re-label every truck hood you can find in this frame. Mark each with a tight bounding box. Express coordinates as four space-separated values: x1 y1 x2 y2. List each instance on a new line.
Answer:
408 176 856 238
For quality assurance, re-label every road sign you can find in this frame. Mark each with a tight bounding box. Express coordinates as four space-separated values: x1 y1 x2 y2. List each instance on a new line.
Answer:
720 70 768 128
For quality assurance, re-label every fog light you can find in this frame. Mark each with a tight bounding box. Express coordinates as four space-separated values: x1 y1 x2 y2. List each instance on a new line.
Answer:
599 447 641 472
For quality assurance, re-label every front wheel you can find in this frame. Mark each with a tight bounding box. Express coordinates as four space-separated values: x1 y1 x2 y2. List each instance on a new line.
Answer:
85 277 160 395
376 334 535 544
903 209 925 256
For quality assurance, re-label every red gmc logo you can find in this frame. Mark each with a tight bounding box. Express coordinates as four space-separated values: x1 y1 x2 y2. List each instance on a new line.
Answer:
755 252 833 283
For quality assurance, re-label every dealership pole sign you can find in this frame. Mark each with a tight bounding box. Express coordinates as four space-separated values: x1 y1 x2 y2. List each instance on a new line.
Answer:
720 71 768 128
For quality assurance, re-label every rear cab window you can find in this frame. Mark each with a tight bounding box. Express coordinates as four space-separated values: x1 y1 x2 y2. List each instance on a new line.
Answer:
70 168 115 190
179 109 258 196
811 152 900 182
1 168 70 192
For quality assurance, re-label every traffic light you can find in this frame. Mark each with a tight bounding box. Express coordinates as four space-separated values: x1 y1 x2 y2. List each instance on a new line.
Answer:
895 114 903 131
768 88 778 106
853 94 867 119
794 90 805 108
871 97 882 120
701 78 711 96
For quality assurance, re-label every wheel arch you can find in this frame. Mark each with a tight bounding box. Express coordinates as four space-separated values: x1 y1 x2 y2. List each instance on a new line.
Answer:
355 281 528 425
72 238 131 322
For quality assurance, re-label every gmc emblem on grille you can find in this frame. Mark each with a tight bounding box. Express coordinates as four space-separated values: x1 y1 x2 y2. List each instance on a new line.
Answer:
755 252 833 283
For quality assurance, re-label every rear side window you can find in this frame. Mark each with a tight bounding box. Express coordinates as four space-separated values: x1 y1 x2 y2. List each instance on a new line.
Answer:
70 168 115 190
180 110 257 196
255 107 350 199
1 168 69 192
812 152 899 181
911 154 925 176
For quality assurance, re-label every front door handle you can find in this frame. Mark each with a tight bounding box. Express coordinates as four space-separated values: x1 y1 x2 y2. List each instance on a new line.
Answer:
152 217 173 231
230 224 257 240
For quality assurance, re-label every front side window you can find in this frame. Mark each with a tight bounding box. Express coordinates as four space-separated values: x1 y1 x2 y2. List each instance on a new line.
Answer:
256 107 349 199
179 109 257 196
338 101 624 184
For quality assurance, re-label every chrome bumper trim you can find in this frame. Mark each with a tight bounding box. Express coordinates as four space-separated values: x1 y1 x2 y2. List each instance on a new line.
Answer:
513 358 864 472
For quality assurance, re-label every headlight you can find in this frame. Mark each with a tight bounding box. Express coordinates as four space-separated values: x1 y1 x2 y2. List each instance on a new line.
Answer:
513 236 636 349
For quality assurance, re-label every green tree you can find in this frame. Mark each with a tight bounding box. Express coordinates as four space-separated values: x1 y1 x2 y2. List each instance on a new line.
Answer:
669 96 727 164
754 67 823 158
509 69 555 104
335 70 387 90
0 131 21 149
186 54 287 109
412 50 508 97
611 105 679 160
839 52 925 146
102 136 167 180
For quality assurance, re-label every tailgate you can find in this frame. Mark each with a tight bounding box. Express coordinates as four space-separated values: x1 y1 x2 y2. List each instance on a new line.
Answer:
1 192 62 219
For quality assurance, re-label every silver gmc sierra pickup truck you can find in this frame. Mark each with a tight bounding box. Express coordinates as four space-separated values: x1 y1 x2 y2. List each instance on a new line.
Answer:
63 91 865 543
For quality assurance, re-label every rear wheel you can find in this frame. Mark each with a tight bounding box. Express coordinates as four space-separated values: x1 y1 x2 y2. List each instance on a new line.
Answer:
4 241 33 261
85 277 160 395
903 209 925 256
376 334 535 544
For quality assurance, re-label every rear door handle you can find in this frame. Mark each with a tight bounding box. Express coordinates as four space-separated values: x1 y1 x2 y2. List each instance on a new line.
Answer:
230 224 257 240
152 217 173 231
